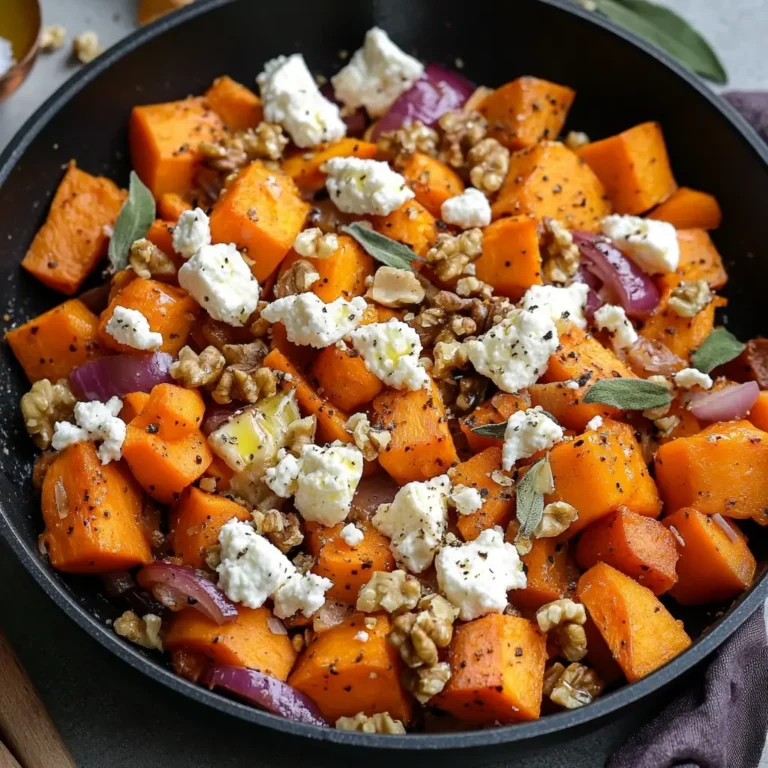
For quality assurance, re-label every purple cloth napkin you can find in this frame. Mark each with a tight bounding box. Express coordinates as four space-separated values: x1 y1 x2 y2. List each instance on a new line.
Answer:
610 91 768 768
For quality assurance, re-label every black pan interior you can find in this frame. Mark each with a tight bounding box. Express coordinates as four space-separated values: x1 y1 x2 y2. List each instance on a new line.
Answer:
0 0 766 752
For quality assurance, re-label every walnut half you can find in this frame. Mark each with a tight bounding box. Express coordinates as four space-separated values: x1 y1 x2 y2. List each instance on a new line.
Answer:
356 570 421 614
388 594 458 668
114 611 163 651
336 712 406 734
21 379 77 450
536 598 588 662
549 662 604 709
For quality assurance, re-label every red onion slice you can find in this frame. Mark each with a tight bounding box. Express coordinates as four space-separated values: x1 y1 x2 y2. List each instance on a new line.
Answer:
688 381 760 424
627 337 686 377
201 665 328 726
573 231 660 319
70 352 174 402
320 83 368 137
371 63 475 140
136 563 238 625
202 404 244 436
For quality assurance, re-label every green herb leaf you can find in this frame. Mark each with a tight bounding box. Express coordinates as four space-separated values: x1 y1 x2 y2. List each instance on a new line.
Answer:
342 223 422 271
471 422 507 439
108 171 156 273
593 0 728 84
582 378 672 410
692 327 746 374
516 457 553 538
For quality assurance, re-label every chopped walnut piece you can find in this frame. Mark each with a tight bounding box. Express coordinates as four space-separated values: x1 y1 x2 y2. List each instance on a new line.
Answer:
668 279 712 318
336 712 406 734
212 342 275 405
564 131 591 151
254 509 304 553
73 31 102 64
410 289 487 346
248 301 271 338
200 123 288 176
40 25 67 52
204 545 221 571
405 661 452 704
455 276 493 300
542 219 581 284
535 501 579 539
387 595 459 668
284 415 317 457
437 110 488 169
455 375 488 413
356 570 421 614
129 238 177 280
431 340 468 380
291 633 305 653
467 138 510 194
542 661 567 697
654 414 681 438
426 229 484 283
292 552 316 575
536 598 588 662
171 345 226 388
32 452 56 490
344 412 391 461
549 663 604 709
293 227 339 259
367 266 426 308
198 477 217 493
377 120 439 166
114 610 163 651
21 379 77 450
274 259 320 298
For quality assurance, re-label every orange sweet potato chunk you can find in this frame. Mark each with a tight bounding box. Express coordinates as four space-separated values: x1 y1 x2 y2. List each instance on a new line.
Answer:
528 381 619 431
476 216 542 300
21 162 126 295
576 509 679 595
459 392 531 453
205 76 263 131
435 615 547 724
400 153 464 217
576 563 691 683
157 193 192 223
210 161 310 282
282 138 378 192
664 508 756 605
309 344 383 413
655 420 768 519
7 299 107 383
480 76 575 150
647 187 722 230
492 141 610 230
130 97 224 198
165 606 297 681
120 391 150 423
577 122 677 215
748 391 768 432
40 442 151 573
371 199 438 257
289 613 411 722
657 229 728 293
145 219 176 256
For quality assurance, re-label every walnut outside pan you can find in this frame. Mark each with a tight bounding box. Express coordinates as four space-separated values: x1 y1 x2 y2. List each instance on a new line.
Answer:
0 0 766 756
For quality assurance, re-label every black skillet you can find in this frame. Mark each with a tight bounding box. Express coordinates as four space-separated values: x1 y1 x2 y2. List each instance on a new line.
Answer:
0 0 766 756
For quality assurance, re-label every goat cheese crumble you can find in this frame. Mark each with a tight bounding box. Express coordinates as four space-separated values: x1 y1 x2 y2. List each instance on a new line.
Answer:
105 306 163 351
464 306 559 393
674 367 713 390
435 527 526 621
502 406 564 471
593 303 638 350
178 242 260 326
331 27 424 117
172 208 211 259
261 293 367 348
340 522 364 546
449 484 484 516
440 188 492 229
322 157 414 216
52 397 126 464
585 415 604 431
373 475 450 573
601 214 680 275
521 282 590 331
257 53 346 148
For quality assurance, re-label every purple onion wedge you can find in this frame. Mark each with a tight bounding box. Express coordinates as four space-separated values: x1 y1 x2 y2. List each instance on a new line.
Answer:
688 381 759 424
70 352 173 402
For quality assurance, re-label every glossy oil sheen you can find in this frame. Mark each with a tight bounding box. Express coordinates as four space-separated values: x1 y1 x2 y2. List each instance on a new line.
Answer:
0 0 766 754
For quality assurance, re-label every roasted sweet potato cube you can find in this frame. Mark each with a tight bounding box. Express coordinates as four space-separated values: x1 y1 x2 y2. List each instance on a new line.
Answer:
205 76 263 130
399 152 464 217
371 199 438 257
459 392 531 453
282 138 378 192
647 187 722 230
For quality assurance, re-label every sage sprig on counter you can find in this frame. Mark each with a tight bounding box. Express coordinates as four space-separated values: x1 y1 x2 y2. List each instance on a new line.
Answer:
692 327 746 374
582 378 673 410
342 223 422 271
108 171 155 273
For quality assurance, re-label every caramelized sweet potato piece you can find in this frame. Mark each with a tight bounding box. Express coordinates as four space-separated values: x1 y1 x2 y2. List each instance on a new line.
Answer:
577 122 677 215
749 390 768 430
576 563 691 682
576 509 678 595
282 138 378 192
459 391 531 453
664 508 756 605
120 391 150 423
157 193 192 223
21 161 126 295
40 442 151 573
371 199 438 257
528 381 619 431
145 219 177 257
205 76 263 130
400 152 464 217
647 187 722 230
720 339 768 390
310 344 383 413
435 615 547 724
492 141 610 230
657 229 728 294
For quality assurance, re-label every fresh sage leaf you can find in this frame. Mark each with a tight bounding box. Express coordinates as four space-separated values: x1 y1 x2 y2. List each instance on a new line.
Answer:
342 223 422 271
471 422 507 439
582 378 672 410
108 171 156 273
692 327 746 374
593 0 728 84
516 457 552 539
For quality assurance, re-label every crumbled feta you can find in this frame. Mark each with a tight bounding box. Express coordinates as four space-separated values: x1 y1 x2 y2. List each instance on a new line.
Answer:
354 630 369 642
340 522 364 546
323 157 414 216
217 519 332 617
593 304 638 350
585 415 604 431
261 293 367 348
172 208 211 259
502 406 564 471
331 27 424 117
440 188 492 229
105 306 163 351
435 527 526 621
601 214 680 275
264 451 301 498
674 367 713 390
350 319 430 391
372 475 450 573
178 243 260 327
257 54 346 148
449 484 484 516
464 306 559 393
521 283 590 331
52 397 125 464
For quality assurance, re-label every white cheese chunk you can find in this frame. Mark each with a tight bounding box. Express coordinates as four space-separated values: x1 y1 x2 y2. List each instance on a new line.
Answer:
172 208 211 259
440 188 492 229
272 572 333 620
521 282 590 331
601 214 680 275
52 397 125 464
340 522 365 546
449 484 484 516
105 306 163 351
502 406 564 471
674 367 714 390
354 630 369 642
257 53 346 148
585 415 604 431
593 303 638 350
323 157 414 216
331 27 424 117
264 451 302 498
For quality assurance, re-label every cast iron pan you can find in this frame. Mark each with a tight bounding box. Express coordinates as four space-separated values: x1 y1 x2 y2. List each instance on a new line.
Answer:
0 0 766 753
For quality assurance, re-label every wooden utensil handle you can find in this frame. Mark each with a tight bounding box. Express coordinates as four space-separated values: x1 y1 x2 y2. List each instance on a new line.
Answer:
0 630 76 768
0 739 22 768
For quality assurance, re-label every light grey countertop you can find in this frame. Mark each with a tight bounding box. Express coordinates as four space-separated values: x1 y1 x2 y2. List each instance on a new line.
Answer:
0 2 765 767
